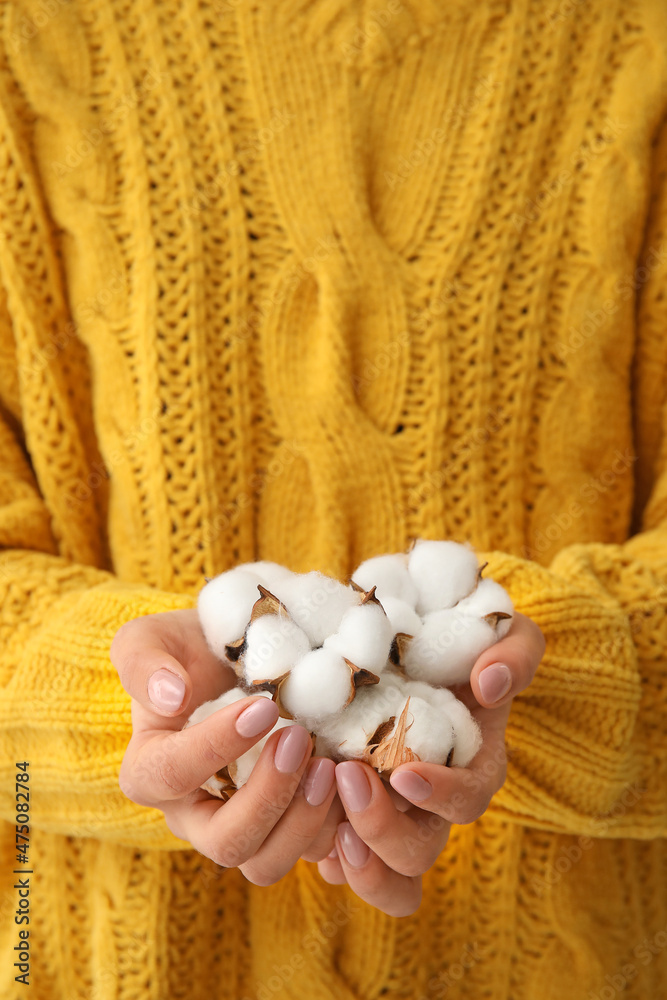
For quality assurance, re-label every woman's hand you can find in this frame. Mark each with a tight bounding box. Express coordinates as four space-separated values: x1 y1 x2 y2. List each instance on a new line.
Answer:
316 611 546 915
110 609 338 885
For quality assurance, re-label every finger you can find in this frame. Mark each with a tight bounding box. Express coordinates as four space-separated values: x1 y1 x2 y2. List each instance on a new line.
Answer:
300 791 346 863
317 845 348 884
334 822 422 917
159 725 314 868
118 695 280 805
240 758 338 885
470 611 546 708
335 761 451 877
111 610 235 718
389 715 509 824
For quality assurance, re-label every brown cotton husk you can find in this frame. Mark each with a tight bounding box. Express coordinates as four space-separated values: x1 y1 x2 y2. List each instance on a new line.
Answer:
388 632 412 675
362 698 421 775
224 585 290 674
202 764 237 801
482 611 512 629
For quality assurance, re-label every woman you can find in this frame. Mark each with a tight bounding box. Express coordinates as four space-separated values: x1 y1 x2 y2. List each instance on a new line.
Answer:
0 0 666 997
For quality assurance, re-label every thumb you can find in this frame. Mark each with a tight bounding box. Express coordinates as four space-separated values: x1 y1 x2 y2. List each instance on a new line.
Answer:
110 616 194 717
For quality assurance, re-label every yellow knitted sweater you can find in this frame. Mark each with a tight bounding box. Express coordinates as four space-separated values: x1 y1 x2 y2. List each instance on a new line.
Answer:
1 0 667 997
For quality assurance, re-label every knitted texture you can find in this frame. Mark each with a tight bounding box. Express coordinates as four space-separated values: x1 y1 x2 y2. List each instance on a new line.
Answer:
1 0 667 997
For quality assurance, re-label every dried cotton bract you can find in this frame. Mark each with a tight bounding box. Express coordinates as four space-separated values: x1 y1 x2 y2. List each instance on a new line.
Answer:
189 541 513 794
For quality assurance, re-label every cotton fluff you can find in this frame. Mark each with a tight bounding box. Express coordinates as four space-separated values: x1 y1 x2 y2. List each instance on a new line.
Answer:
402 608 497 686
378 595 422 638
197 569 264 659
279 647 354 724
280 571 359 647
239 560 294 596
457 577 514 639
243 613 311 684
316 676 405 759
183 687 294 793
351 553 419 608
323 602 394 675
408 539 480 615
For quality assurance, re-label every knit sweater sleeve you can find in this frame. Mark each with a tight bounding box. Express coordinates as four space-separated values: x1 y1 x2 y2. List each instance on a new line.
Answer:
0 352 193 850
486 120 667 840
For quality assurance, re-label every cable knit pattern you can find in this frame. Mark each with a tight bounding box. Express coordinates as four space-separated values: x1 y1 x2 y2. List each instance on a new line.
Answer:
0 0 667 997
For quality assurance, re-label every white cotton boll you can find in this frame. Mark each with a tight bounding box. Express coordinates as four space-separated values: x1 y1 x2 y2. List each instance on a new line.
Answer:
280 571 359 647
398 696 455 764
444 697 483 768
316 679 403 759
402 609 496 686
378 595 422 638
323 602 394 675
197 569 264 659
279 648 353 724
408 539 480 614
243 614 311 684
457 578 514 639
238 560 294 597
351 553 419 608
183 686 258 728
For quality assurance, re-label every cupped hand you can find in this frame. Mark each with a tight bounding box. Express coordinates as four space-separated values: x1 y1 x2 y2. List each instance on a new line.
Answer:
316 611 546 915
110 609 338 885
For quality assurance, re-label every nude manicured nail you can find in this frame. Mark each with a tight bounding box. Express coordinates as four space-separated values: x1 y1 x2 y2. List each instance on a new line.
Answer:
148 669 185 712
478 663 512 704
390 770 432 802
235 698 279 737
303 758 336 806
337 822 370 869
274 726 311 773
335 761 371 812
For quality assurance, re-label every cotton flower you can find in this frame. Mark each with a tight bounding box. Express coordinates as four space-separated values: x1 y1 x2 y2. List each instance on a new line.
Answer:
323 601 394 675
279 571 359 647
197 568 265 661
279 647 377 726
351 552 419 607
190 544 510 791
243 613 311 685
408 539 480 614
377 595 422 639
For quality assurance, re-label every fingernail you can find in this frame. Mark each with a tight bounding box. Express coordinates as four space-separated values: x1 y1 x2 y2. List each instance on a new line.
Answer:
335 761 371 812
148 669 185 712
479 663 512 704
303 758 336 806
337 822 370 869
327 845 338 860
390 770 432 802
274 726 311 773
235 698 279 737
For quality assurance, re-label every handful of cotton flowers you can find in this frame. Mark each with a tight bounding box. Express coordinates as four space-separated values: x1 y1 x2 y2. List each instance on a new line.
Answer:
184 542 513 800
